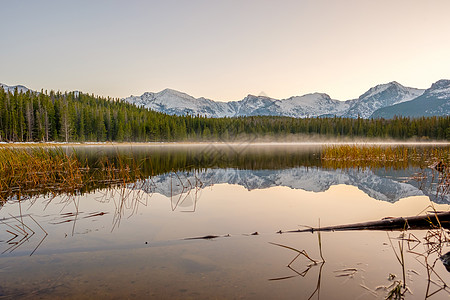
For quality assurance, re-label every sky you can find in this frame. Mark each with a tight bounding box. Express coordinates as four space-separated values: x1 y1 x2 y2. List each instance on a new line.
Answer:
1 0 450 102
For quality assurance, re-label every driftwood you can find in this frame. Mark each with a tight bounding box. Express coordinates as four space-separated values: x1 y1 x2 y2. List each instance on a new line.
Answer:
184 235 221 240
288 212 450 233
183 234 231 240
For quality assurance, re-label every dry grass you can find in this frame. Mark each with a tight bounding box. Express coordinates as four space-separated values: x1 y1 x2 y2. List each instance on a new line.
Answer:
0 146 147 202
0 146 83 201
321 145 450 170
322 145 450 201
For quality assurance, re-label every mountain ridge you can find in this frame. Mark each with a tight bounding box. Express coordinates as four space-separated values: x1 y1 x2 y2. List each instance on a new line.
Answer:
343 81 425 118
0 83 31 94
2 80 449 119
371 79 450 118
123 81 441 118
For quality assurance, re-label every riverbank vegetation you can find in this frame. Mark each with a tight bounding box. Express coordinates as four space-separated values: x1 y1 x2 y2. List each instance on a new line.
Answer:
322 145 450 170
322 144 450 199
1 88 449 143
0 146 145 202
0 146 83 201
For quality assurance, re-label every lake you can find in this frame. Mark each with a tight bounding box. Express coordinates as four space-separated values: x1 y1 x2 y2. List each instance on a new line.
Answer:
0 143 449 299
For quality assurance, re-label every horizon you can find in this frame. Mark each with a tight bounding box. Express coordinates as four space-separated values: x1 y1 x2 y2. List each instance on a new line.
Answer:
0 79 442 102
1 1 450 101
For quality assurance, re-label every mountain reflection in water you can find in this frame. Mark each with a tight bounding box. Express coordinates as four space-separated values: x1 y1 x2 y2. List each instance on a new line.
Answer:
1 143 445 204
145 167 446 203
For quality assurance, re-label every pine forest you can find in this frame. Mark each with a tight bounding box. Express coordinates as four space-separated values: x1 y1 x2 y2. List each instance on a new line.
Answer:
0 87 449 143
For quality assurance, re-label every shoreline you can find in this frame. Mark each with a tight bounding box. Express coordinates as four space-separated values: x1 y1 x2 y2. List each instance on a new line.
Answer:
0 140 449 147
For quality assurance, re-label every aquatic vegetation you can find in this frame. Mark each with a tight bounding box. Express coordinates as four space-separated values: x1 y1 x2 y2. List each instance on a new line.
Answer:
0 146 83 201
0 146 147 202
385 232 408 299
322 144 450 201
321 144 450 170
382 221 450 299
269 225 325 299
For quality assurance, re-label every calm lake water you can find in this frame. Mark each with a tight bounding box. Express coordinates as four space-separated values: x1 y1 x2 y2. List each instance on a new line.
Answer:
1 143 450 299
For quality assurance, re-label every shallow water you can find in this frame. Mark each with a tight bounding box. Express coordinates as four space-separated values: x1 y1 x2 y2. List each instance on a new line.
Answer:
0 143 449 299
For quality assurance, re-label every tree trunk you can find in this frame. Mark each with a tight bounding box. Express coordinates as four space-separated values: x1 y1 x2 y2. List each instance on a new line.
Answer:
287 212 450 233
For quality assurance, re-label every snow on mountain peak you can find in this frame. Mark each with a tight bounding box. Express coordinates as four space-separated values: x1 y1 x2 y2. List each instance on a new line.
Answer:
342 81 425 118
370 78 450 118
125 88 235 117
159 88 190 98
284 93 331 104
359 84 386 100
3 80 445 119
360 81 405 99
430 79 450 89
122 81 432 119
427 79 450 99
0 83 31 94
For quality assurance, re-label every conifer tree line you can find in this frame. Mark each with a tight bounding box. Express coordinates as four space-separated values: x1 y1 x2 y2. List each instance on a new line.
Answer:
0 87 449 142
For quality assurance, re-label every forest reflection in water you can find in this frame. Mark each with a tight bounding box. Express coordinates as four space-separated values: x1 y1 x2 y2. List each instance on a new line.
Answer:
0 143 449 299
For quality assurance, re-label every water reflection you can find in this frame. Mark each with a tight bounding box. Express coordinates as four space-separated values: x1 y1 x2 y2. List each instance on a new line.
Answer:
145 167 446 203
1 144 448 203
0 144 449 299
0 214 47 256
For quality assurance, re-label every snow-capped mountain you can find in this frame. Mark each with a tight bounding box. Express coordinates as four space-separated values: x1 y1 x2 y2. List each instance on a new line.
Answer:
124 89 354 118
123 81 437 119
125 89 234 117
124 89 355 118
228 93 354 118
342 81 425 118
1 84 87 99
0 83 31 94
231 94 279 116
371 79 450 118
136 166 448 204
2 80 448 119
279 93 354 118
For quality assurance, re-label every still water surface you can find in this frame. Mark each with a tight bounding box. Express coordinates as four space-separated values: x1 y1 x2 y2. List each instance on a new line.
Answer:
0 143 449 299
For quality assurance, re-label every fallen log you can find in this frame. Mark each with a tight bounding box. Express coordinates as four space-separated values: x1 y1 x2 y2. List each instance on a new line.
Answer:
288 212 450 233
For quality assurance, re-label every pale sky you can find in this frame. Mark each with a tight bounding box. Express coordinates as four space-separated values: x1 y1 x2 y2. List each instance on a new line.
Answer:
1 0 450 101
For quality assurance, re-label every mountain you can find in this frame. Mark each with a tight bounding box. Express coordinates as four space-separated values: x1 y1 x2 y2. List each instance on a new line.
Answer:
124 89 353 118
123 81 431 119
124 89 234 117
342 81 425 118
231 94 279 116
3 80 448 119
0 83 31 94
277 93 354 118
371 80 450 118
232 93 356 118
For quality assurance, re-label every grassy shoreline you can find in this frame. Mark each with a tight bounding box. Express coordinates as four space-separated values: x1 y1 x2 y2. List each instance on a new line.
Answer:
0 146 144 202
0 143 448 202
0 140 449 148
